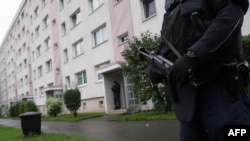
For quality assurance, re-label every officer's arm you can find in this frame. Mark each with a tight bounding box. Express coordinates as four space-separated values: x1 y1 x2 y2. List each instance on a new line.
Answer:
188 2 244 64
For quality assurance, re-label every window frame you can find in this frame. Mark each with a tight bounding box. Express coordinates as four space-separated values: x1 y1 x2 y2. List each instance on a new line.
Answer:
70 9 81 28
36 45 41 58
90 0 104 12
75 70 87 86
142 0 156 19
92 24 107 46
38 65 43 77
73 39 84 57
46 59 52 72
63 49 68 63
43 15 49 29
61 22 66 36
44 37 51 50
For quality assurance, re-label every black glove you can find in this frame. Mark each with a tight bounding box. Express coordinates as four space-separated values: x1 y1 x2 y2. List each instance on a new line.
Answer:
147 62 164 84
171 55 198 87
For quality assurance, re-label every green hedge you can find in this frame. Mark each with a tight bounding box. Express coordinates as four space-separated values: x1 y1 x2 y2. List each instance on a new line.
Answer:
9 100 38 117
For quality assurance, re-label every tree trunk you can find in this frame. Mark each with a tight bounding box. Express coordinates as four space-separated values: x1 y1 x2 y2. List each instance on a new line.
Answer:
73 111 77 117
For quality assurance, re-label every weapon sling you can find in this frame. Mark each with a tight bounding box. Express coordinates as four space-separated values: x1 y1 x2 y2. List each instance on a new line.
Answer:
164 4 182 58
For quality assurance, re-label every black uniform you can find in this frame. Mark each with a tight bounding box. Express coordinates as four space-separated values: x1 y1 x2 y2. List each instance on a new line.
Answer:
155 0 250 140
111 81 121 109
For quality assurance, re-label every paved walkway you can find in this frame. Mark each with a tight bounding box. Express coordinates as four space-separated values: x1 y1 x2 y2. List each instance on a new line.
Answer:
0 116 180 141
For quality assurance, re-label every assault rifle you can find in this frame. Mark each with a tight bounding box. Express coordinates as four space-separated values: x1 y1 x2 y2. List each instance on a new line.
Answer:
138 47 199 87
138 47 173 79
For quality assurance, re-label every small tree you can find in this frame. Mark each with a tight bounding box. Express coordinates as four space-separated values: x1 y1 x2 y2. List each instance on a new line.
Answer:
64 88 81 117
121 31 171 112
46 98 62 117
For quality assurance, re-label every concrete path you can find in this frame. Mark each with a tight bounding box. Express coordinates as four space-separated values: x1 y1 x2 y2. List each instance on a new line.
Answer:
0 116 180 141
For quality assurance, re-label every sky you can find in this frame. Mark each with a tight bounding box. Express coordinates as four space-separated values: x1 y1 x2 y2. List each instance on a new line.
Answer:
0 0 22 44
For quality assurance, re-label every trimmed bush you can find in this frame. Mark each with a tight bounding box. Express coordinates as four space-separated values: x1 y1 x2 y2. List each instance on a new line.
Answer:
8 100 38 117
46 98 62 117
64 88 81 117
25 101 38 112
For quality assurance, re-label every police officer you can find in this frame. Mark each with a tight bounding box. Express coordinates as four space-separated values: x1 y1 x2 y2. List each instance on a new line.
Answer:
149 0 250 140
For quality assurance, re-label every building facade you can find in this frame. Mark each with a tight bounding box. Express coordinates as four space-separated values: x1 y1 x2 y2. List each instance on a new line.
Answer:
0 0 249 115
0 0 166 115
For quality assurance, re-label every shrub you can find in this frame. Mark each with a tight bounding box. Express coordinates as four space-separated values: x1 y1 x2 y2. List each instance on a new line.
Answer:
46 98 62 117
25 101 38 112
9 105 17 117
64 89 81 117
8 100 38 117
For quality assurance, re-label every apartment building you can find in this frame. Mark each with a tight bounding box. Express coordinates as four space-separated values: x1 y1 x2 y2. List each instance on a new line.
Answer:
0 0 166 115
0 0 249 115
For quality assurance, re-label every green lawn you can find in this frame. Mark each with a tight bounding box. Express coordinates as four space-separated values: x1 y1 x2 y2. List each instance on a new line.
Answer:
2 111 176 121
113 111 176 121
42 113 104 121
0 126 104 141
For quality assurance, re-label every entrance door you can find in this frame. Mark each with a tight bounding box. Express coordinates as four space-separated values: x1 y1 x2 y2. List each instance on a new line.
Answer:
124 77 139 107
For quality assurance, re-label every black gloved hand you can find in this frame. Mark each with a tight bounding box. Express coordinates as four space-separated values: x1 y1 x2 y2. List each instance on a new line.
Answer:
147 62 164 84
171 55 198 87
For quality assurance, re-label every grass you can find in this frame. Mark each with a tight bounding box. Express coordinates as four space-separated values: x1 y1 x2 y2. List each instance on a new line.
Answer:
1 111 176 122
113 111 176 121
0 125 104 141
42 113 105 121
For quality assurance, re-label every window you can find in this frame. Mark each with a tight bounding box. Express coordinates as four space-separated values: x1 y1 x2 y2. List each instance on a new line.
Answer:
97 73 103 81
73 39 84 57
21 11 25 20
93 24 107 46
30 15 33 24
43 15 49 29
44 37 51 50
18 48 22 57
36 45 41 57
19 63 23 72
24 59 27 68
42 0 48 7
99 101 104 108
38 65 43 77
76 71 87 86
60 0 64 10
35 26 40 37
52 19 56 26
31 33 34 42
114 0 121 5
82 102 86 109
23 43 26 53
65 76 70 88
90 0 103 11
71 9 81 27
95 61 109 81
25 75 28 85
54 43 58 49
46 59 52 72
142 0 156 18
39 86 44 95
34 6 39 19
22 27 25 36
61 22 66 36
56 68 60 74
63 49 68 63
119 33 129 44
18 34 21 42
20 79 23 87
